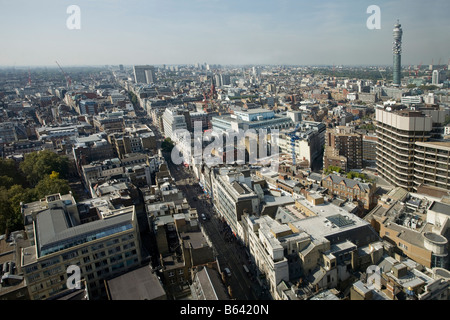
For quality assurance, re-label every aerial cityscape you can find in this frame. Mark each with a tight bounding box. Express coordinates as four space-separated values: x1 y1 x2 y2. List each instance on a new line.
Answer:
0 0 449 307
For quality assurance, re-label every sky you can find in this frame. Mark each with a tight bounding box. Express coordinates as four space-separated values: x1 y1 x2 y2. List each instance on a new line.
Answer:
0 0 449 67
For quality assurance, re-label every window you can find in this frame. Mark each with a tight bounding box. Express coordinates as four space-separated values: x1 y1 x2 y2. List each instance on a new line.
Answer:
40 258 60 269
62 250 78 261
43 266 62 277
93 251 106 259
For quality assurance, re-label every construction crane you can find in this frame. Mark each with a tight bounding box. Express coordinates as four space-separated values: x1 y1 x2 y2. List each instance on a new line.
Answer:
202 76 218 113
55 61 72 88
415 61 422 78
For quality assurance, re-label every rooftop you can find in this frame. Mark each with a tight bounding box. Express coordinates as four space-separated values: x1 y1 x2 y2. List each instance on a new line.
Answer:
29 206 135 261
106 266 166 300
428 201 450 216
194 267 230 300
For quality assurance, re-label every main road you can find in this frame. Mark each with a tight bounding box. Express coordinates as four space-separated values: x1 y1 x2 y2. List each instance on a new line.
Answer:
164 153 269 300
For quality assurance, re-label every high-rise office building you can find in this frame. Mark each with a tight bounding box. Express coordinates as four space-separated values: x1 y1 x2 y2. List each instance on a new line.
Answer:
392 21 403 87
376 106 450 192
432 70 441 85
133 65 156 84
376 107 431 191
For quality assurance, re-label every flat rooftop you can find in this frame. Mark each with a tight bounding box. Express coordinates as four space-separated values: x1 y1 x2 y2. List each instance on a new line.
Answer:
106 266 166 300
292 197 377 244
428 201 450 216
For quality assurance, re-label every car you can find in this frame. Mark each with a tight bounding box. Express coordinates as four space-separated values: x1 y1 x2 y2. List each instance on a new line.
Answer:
224 268 231 277
201 213 207 221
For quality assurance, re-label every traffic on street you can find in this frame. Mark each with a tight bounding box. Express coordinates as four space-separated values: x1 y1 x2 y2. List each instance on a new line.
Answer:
163 152 271 300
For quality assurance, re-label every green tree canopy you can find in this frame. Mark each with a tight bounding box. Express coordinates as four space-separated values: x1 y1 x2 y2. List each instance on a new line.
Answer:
0 158 25 187
161 138 175 153
324 166 343 175
20 150 69 186
34 173 71 199
0 187 16 234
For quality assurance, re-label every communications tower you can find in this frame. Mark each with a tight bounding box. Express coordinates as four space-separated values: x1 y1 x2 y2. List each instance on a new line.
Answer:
393 21 403 87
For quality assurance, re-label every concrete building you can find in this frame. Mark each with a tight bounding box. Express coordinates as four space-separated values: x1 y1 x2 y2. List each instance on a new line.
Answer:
78 99 98 115
133 65 156 84
366 188 449 270
211 108 294 133
351 256 449 300
401 96 423 105
324 126 363 171
105 265 166 300
278 121 326 169
362 134 378 166
244 194 381 299
162 108 188 142
20 193 142 300
211 167 260 241
190 266 230 300
72 133 115 167
376 106 450 191
413 141 450 190
108 124 157 158
92 112 125 134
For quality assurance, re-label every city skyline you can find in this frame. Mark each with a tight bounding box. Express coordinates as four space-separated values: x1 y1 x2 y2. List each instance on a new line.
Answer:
0 0 449 67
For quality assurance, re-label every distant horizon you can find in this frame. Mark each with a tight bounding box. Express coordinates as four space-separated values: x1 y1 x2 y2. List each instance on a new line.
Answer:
0 64 430 69
1 0 449 67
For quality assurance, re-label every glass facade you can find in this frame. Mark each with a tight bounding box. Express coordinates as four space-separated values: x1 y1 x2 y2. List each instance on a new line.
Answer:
40 223 133 257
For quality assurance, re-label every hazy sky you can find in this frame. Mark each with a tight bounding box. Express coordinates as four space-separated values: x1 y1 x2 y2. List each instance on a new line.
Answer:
0 0 449 66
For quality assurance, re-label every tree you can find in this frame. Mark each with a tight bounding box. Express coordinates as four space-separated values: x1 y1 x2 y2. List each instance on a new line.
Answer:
161 138 175 152
34 173 71 199
0 158 25 186
8 184 36 212
0 187 15 234
0 176 14 189
324 166 343 175
20 150 69 186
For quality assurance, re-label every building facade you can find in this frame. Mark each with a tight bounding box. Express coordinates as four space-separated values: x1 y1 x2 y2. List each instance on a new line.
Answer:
376 106 450 191
21 194 142 300
324 126 363 171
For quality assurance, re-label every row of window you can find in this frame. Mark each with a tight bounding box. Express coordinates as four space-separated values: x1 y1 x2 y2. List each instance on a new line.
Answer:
326 181 362 195
40 223 134 257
